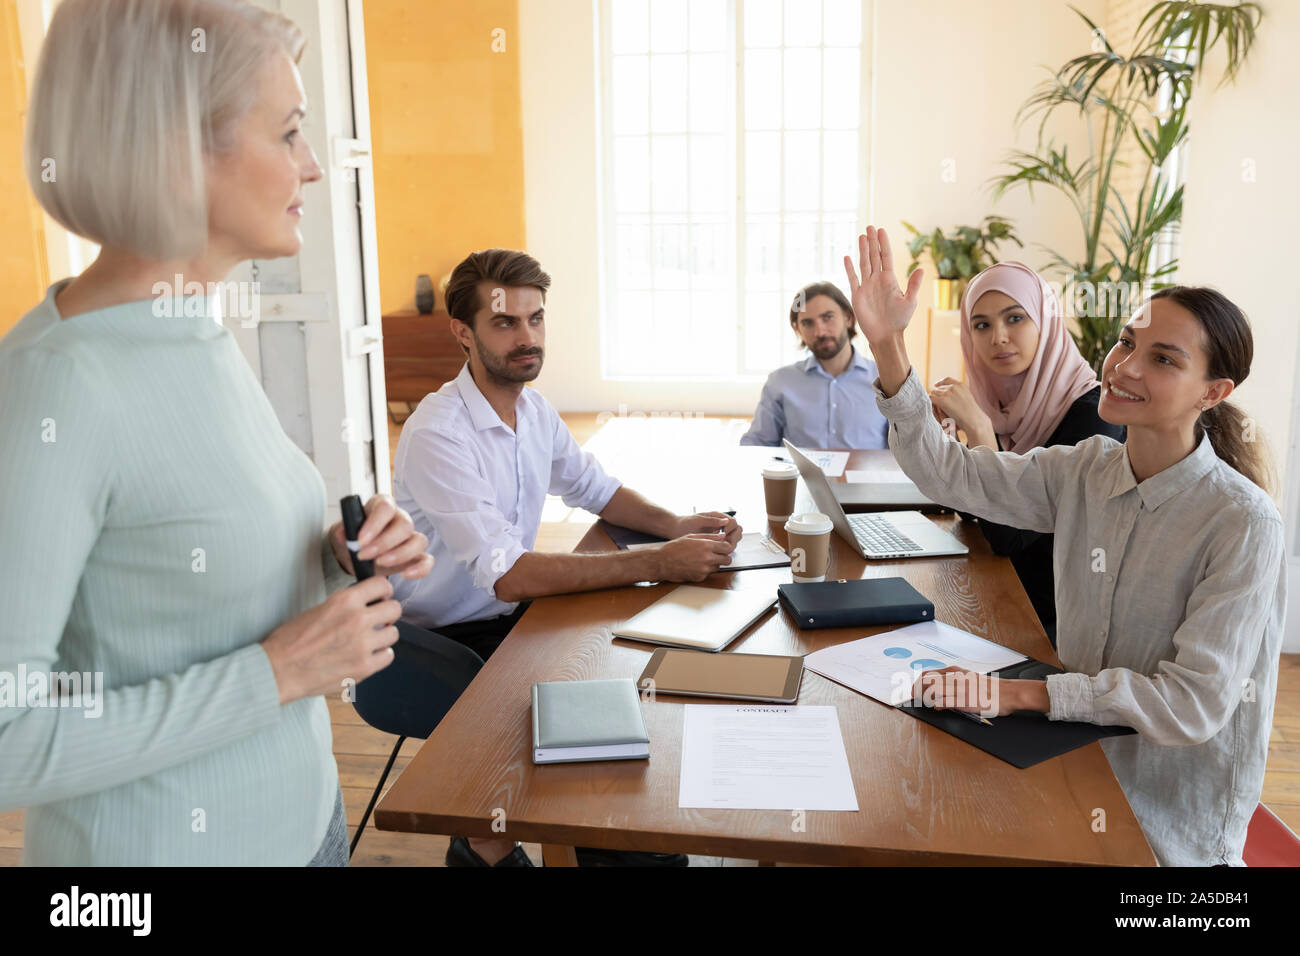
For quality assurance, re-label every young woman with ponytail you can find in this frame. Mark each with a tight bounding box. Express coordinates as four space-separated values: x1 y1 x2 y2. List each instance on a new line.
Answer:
846 226 1285 867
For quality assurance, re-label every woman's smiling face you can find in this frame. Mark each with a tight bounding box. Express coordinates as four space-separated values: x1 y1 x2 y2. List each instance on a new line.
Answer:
1097 298 1232 426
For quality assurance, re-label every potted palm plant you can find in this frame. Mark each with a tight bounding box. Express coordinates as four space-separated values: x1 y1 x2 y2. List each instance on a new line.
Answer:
902 216 1023 310
991 1 1262 372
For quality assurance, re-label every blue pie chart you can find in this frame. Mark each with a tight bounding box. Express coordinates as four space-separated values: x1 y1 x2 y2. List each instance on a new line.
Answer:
882 647 911 659
911 659 946 670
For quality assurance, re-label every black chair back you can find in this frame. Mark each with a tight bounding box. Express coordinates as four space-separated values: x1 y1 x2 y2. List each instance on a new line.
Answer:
352 620 484 739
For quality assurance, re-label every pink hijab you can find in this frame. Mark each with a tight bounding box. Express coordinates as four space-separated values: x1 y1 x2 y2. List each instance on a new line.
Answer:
959 262 1099 454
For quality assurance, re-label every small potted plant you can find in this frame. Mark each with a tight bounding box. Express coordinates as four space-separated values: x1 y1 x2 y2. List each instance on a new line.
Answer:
902 216 1022 310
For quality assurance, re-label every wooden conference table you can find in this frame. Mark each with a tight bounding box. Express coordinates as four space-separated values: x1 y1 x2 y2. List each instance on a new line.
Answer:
375 447 1156 866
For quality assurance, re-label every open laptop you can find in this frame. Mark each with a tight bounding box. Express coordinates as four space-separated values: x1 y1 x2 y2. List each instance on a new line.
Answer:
825 451 943 511
783 440 968 560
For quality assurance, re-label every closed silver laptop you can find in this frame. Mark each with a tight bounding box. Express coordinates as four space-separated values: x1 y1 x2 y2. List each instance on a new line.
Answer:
783 440 968 560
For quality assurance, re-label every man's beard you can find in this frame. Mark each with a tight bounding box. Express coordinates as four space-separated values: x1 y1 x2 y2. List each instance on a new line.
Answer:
811 329 850 361
474 335 544 384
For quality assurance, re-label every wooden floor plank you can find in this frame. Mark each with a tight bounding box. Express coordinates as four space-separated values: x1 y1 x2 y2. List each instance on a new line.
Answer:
1262 770 1300 803
1262 741 1300 772
334 752 415 790
0 811 24 850
1267 803 1300 837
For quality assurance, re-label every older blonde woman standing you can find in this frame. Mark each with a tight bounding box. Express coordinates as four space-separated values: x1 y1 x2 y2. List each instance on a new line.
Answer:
0 0 432 865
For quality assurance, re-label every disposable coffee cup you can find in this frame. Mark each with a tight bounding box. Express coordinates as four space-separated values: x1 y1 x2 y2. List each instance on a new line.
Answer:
785 512 833 583
762 462 799 522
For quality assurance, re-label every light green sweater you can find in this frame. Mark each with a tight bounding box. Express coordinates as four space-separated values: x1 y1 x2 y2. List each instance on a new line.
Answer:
0 280 352 864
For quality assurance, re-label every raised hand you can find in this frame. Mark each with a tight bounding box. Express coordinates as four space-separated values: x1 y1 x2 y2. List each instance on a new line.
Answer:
842 226 923 345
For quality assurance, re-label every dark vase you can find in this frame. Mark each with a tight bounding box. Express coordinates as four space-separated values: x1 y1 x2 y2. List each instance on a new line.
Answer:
415 274 434 314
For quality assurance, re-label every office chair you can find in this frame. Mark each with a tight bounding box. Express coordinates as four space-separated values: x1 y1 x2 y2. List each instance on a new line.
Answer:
348 620 485 857
1243 803 1300 867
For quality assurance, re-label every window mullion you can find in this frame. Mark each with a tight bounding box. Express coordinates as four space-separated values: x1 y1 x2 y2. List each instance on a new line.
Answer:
734 0 746 380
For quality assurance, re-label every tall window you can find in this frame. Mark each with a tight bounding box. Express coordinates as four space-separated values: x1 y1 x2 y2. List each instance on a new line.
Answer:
600 0 866 380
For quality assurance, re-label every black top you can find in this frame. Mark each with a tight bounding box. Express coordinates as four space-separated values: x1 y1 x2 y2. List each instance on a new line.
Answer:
960 385 1125 647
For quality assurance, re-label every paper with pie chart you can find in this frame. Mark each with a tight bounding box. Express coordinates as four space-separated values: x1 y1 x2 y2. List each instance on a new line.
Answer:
802 620 1028 708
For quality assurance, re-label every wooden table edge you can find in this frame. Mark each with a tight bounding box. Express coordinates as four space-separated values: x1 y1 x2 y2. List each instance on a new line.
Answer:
372 808 1150 867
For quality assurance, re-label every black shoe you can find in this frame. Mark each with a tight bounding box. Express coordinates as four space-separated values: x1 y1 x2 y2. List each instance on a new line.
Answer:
574 846 689 867
445 836 535 867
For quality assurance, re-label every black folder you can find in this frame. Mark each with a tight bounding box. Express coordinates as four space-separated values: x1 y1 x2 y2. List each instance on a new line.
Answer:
898 657 1136 768
778 577 934 629
599 520 664 550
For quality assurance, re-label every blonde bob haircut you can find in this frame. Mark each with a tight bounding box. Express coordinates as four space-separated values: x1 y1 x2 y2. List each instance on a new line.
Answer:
24 0 305 260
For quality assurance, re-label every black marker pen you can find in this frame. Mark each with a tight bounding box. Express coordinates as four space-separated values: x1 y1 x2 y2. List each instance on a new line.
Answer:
340 495 375 581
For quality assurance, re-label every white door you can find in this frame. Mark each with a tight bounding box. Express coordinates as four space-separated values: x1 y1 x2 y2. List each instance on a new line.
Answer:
225 0 390 525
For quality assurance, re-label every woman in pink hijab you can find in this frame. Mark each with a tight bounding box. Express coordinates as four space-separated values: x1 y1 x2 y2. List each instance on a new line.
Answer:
928 262 1125 644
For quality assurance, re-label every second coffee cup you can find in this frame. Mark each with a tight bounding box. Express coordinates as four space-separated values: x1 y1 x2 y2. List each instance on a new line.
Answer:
762 461 799 521
784 512 833 583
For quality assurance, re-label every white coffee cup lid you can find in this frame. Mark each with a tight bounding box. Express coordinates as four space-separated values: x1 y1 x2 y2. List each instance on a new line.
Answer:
762 462 799 479
784 512 833 534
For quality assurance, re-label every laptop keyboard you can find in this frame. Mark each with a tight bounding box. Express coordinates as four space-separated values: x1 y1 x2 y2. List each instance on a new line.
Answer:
847 513 923 555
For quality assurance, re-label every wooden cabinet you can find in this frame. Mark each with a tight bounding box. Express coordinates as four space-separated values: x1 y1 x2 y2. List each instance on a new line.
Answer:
381 309 465 419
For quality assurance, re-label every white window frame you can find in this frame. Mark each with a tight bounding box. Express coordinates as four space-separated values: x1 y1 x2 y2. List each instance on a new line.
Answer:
596 0 871 383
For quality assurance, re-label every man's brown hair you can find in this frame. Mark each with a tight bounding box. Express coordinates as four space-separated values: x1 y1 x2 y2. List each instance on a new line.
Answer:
443 249 553 329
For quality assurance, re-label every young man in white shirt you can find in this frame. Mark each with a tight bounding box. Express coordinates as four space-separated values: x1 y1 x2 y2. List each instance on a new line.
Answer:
391 248 741 867
740 281 890 449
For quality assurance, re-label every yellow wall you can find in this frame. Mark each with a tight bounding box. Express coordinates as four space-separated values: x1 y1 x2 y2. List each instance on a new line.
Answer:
363 0 527 314
0 0 48 334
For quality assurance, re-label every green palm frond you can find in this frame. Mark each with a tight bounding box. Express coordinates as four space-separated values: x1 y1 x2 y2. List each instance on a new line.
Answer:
989 0 1262 370
1136 1 1262 86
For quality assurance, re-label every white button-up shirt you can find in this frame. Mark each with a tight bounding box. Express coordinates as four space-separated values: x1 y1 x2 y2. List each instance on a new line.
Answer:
876 368 1286 866
391 364 622 629
741 345 890 449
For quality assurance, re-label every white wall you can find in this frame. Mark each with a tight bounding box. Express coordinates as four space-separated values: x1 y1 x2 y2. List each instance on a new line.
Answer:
1178 4 1300 500
518 0 1102 414
1176 1 1300 652
869 0 1101 316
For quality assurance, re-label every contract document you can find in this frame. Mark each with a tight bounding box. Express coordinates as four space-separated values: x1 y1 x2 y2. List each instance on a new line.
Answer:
678 704 859 811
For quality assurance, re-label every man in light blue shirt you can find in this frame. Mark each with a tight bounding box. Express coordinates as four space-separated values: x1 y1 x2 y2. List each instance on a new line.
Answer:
740 280 890 449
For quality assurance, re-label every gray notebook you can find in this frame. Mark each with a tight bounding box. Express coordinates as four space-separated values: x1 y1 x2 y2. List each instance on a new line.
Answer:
611 585 777 652
531 678 651 764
